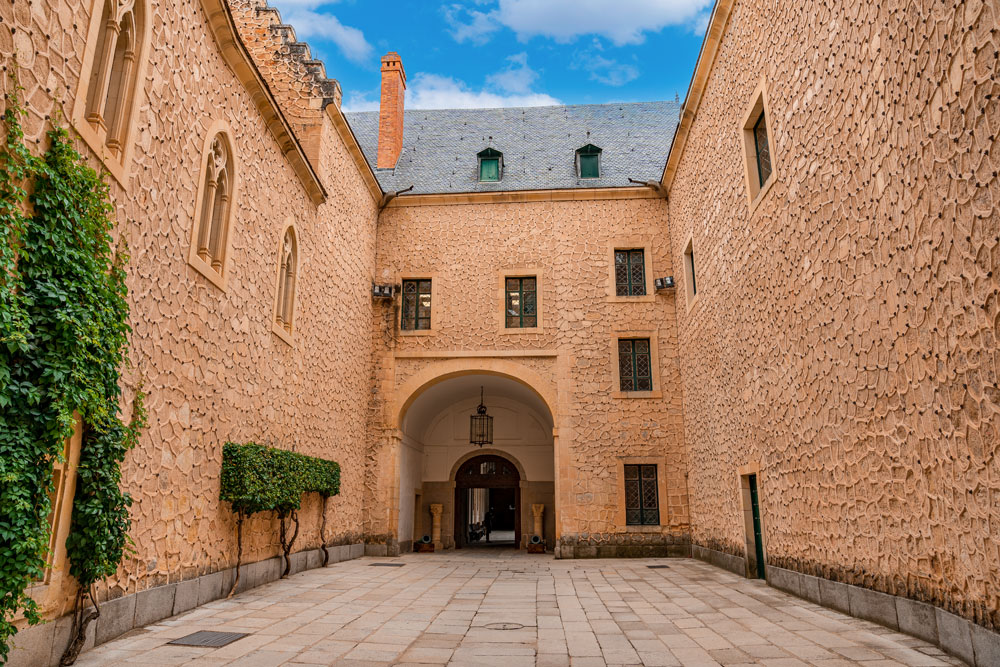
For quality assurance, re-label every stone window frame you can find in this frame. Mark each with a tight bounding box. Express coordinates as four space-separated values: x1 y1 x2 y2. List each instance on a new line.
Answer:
497 268 544 335
271 221 299 346
738 462 767 578
397 272 439 337
70 0 152 187
187 122 239 291
606 240 655 303
740 79 777 213
682 235 699 312
615 456 668 532
27 417 83 613
610 329 662 399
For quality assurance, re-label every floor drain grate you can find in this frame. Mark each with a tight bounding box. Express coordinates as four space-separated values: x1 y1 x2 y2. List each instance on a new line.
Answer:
167 631 248 647
485 623 524 630
647 564 670 569
370 562 405 567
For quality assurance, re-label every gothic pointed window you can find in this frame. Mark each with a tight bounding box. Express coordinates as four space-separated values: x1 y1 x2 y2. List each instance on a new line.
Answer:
83 0 144 160
193 133 234 279
274 228 298 335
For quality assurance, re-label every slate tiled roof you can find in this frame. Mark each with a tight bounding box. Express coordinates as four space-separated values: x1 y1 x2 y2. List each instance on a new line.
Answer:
344 102 678 195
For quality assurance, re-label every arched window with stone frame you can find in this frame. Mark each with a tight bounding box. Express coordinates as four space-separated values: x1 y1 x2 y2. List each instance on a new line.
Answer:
188 129 237 289
272 225 298 343
73 0 149 180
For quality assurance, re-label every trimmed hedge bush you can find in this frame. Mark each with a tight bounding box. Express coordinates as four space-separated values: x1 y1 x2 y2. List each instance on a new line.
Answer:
219 442 341 584
220 442 341 512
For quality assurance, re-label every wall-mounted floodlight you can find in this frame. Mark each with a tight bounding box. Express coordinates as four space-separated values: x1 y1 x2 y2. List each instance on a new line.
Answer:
654 276 675 291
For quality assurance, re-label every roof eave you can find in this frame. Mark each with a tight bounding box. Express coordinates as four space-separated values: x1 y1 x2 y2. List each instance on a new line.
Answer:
660 0 735 194
384 186 665 208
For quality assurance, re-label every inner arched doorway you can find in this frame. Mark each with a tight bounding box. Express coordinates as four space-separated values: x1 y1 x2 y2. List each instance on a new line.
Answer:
454 454 521 548
393 367 556 554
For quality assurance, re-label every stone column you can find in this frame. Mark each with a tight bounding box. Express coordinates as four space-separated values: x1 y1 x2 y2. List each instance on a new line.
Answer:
531 504 544 540
430 503 443 550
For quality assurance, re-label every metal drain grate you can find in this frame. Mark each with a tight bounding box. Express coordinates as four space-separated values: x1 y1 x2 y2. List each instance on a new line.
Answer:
370 562 405 567
167 631 248 647
485 622 524 630
647 564 670 569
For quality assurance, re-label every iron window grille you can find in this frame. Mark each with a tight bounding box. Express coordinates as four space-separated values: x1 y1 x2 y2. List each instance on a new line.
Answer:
401 279 432 330
618 338 653 392
576 144 602 179
614 249 646 296
478 147 503 182
753 111 772 189
505 276 537 328
624 464 659 525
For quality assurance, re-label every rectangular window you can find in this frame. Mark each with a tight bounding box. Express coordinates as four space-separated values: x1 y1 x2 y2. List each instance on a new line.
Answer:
624 464 659 525
579 153 600 179
684 242 697 297
401 279 432 330
479 158 500 182
505 276 537 328
753 111 772 188
618 338 652 391
614 249 646 296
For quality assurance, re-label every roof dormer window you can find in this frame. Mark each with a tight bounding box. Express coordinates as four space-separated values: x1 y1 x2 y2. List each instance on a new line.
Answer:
478 147 502 182
576 144 601 179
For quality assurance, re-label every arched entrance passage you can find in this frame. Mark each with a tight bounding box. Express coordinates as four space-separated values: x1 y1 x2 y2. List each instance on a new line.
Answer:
454 454 521 548
392 361 557 553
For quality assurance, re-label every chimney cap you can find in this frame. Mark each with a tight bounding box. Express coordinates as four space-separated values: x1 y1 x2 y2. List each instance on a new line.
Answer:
380 51 405 83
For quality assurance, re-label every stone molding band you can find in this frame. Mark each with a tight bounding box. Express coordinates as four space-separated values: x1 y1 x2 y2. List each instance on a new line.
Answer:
6 544 364 667
691 545 999 667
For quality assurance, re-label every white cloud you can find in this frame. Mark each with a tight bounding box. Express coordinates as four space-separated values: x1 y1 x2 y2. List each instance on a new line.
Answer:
343 68 560 112
268 1 373 64
408 73 560 109
571 40 640 87
442 4 502 44
485 52 538 94
446 0 712 46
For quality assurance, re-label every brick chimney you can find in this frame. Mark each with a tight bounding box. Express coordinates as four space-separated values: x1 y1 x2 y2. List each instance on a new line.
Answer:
377 52 406 169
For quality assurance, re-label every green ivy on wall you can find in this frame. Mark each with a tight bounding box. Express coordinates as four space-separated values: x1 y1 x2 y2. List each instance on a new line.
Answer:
0 71 145 664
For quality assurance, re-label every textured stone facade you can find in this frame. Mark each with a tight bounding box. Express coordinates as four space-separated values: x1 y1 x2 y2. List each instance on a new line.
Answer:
367 197 690 558
4 0 376 628
3 0 999 662
666 0 1000 632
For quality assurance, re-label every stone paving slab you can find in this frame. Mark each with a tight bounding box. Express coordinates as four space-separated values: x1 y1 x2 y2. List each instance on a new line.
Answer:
74 551 967 666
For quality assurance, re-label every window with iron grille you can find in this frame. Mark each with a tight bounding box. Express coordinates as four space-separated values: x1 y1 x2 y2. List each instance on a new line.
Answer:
505 276 537 328
401 279 432 330
618 338 652 391
614 249 646 296
753 111 772 188
624 464 659 525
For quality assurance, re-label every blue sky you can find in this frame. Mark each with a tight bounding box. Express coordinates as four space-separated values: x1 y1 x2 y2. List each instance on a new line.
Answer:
266 0 714 111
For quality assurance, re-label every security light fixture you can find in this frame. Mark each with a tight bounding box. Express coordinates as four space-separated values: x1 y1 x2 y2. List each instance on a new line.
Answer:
372 282 395 299
470 386 493 447
654 276 675 291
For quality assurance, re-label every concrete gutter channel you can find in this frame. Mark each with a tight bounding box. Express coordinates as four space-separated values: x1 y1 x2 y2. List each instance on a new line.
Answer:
692 545 999 667
5 543 364 667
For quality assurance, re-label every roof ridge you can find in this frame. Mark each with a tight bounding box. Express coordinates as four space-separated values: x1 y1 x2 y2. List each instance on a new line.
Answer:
344 100 676 116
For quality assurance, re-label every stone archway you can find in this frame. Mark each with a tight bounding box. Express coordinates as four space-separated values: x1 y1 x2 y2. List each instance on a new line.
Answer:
453 453 522 549
392 362 558 554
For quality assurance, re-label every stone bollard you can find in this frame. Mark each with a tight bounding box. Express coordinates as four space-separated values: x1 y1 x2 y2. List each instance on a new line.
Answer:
430 503 443 550
532 503 544 539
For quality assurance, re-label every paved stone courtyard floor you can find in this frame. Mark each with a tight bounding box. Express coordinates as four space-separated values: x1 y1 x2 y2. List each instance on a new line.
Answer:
76 551 964 666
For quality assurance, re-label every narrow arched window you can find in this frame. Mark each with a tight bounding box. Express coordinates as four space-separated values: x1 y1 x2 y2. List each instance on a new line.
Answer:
84 0 143 159
274 228 298 334
194 134 233 276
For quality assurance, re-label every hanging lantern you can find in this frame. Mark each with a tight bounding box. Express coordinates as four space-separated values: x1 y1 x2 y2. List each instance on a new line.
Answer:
470 386 493 447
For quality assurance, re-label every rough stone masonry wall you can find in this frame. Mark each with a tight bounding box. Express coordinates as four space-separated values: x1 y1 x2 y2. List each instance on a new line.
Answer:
3 0 376 622
369 198 690 556
668 0 999 629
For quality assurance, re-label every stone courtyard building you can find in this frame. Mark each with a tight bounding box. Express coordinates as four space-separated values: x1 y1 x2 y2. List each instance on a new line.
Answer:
2 0 998 664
